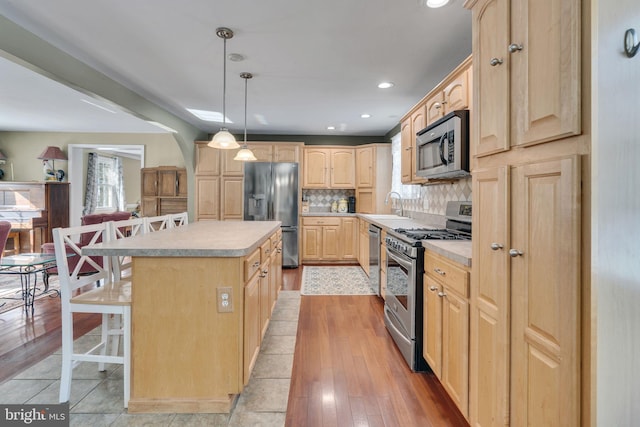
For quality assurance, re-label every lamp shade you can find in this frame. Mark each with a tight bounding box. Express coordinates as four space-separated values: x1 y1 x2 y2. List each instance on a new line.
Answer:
37 146 67 161
208 130 240 149
234 148 257 161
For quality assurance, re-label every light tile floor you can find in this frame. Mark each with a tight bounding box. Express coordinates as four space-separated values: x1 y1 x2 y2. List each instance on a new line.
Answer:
1 290 301 427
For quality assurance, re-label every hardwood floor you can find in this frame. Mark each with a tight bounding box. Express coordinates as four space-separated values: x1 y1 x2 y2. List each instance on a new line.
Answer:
0 266 467 426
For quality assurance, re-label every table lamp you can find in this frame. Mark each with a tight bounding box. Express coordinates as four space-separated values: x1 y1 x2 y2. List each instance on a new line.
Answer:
37 146 67 181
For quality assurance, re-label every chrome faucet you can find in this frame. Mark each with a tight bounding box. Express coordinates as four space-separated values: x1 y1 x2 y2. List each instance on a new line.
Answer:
384 191 404 217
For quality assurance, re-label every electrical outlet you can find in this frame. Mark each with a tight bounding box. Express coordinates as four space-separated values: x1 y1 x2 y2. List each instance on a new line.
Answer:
217 287 233 313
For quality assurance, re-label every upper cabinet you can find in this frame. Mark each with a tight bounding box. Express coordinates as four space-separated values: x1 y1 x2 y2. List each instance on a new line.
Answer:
400 56 472 184
355 144 392 214
303 147 355 189
472 0 581 157
247 143 302 163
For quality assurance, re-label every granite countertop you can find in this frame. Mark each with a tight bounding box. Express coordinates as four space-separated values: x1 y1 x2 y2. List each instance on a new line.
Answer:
357 213 472 267
302 212 357 217
82 220 281 258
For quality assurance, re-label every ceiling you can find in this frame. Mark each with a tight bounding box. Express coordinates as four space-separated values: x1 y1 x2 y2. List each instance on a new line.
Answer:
0 0 472 137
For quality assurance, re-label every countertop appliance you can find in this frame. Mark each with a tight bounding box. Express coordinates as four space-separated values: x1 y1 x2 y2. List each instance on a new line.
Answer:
348 196 356 213
244 162 299 267
416 110 470 180
368 224 381 296
383 201 471 371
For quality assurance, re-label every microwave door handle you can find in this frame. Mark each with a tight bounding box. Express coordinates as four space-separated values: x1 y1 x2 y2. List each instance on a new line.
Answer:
439 133 448 165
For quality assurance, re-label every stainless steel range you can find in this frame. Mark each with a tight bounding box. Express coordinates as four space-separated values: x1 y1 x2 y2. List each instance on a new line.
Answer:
383 201 471 372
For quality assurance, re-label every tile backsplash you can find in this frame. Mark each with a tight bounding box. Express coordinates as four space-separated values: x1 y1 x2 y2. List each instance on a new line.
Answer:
404 177 472 217
303 189 355 211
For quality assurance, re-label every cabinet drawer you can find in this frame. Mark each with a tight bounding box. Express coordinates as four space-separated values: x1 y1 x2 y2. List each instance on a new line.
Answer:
245 248 262 281
260 239 273 261
270 231 280 248
424 252 469 297
302 217 341 226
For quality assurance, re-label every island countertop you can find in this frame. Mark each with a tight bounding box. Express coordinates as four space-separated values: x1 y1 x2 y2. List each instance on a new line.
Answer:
82 220 281 257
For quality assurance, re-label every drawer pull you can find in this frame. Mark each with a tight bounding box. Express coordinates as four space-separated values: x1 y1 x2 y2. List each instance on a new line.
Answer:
437 292 446 298
252 261 260 268
490 243 504 251
429 286 438 292
434 268 446 276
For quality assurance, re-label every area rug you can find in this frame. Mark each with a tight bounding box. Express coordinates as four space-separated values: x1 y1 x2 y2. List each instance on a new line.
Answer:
0 272 60 314
301 266 376 296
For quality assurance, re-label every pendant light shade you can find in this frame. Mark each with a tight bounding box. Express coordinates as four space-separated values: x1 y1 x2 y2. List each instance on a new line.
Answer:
234 72 257 161
209 27 239 149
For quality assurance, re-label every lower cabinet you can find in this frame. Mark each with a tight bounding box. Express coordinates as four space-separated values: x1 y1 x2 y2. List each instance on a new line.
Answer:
357 218 370 275
423 250 470 419
243 269 260 386
301 216 357 262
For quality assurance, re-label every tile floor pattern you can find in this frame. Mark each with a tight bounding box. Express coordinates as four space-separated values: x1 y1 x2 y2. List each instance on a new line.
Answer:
0 290 301 427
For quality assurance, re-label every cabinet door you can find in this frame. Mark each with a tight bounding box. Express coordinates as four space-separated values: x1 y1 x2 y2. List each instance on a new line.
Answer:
340 218 357 260
322 225 340 259
444 68 470 113
470 166 510 427
510 156 580 427
473 0 510 157
195 176 219 220
356 146 374 187
330 149 355 188
400 119 413 184
141 197 158 217
220 177 243 220
302 226 321 260
141 169 158 197
196 143 220 175
259 261 270 338
423 276 442 377
274 145 300 163
243 274 260 385
356 188 374 214
176 169 188 197
303 149 330 188
249 144 273 162
410 108 426 183
221 149 244 176
425 91 445 126
510 0 581 147
158 170 178 196
441 288 470 419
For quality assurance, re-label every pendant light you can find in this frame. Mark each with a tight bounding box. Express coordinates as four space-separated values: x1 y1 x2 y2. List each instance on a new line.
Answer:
234 72 258 161
209 27 240 149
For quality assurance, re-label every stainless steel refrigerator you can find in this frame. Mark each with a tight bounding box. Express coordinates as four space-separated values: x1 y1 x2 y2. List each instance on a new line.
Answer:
243 162 299 267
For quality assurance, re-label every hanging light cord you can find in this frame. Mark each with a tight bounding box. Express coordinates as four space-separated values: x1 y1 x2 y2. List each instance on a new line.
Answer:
243 75 248 143
222 37 227 128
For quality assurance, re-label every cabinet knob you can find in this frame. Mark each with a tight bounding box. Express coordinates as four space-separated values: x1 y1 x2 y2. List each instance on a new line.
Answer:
489 57 504 66
490 243 504 251
437 292 446 298
434 268 446 276
508 43 524 53
434 102 442 110
429 286 438 291
509 249 524 257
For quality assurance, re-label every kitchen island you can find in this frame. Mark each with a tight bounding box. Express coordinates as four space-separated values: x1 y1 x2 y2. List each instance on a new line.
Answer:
83 220 282 413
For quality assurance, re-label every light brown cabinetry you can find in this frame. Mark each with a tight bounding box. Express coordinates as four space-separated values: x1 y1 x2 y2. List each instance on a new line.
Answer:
423 251 470 419
248 143 301 163
466 0 584 424
471 0 581 158
379 229 387 299
355 144 392 214
357 218 370 275
400 56 472 184
141 167 187 216
220 177 243 220
301 216 356 262
243 263 260 385
302 147 355 189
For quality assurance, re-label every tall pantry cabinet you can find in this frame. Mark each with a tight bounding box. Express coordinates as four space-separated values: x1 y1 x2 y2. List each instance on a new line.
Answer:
464 0 588 426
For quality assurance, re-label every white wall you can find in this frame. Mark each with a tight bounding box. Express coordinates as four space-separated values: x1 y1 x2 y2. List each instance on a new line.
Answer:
594 0 640 424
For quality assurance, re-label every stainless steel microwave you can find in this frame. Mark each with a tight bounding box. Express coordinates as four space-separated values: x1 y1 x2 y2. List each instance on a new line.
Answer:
415 110 470 179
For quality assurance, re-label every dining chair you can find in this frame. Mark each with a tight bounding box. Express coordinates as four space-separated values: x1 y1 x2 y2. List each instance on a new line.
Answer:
53 222 131 407
143 214 172 233
169 211 189 228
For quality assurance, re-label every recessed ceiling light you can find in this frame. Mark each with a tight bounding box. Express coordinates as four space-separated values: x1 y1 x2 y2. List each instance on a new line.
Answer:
327 126 335 130
426 0 449 8
361 114 371 119
186 108 233 123
227 53 245 62
378 82 394 89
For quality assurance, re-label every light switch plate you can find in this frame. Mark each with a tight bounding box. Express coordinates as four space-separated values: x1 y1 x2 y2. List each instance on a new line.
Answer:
217 287 233 313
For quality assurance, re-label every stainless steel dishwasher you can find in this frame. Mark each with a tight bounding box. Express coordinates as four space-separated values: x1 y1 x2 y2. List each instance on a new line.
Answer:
368 224 381 296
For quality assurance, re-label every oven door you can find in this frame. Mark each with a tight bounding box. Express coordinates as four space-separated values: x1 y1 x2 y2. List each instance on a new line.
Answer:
384 245 416 339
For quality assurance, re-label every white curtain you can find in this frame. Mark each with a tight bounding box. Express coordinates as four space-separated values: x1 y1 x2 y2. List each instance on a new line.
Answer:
83 153 125 214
